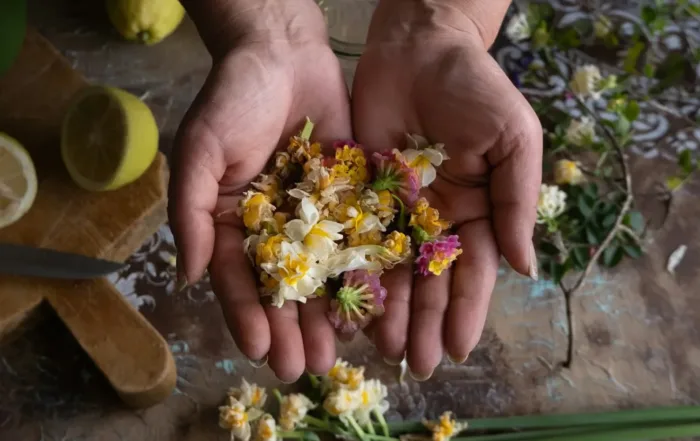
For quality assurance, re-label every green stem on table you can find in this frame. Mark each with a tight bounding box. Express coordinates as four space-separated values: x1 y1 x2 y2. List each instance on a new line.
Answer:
366 422 376 435
451 425 620 441
278 431 308 440
373 409 391 437
345 415 369 441
384 405 700 436
538 422 700 441
303 415 330 430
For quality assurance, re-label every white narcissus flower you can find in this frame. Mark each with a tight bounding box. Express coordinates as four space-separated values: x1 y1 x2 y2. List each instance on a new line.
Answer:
284 197 344 259
505 12 532 42
279 393 317 431
219 399 264 441
536 184 568 224
260 241 328 307
253 414 277 441
569 65 603 99
564 116 596 146
353 379 390 425
553 160 584 185
228 378 267 409
403 134 450 187
325 245 384 277
323 387 363 417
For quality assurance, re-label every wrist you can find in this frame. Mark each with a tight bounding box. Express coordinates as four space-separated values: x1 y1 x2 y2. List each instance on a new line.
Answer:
181 0 329 58
368 0 511 49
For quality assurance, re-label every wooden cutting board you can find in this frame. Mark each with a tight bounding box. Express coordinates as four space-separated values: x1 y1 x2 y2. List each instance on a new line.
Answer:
0 29 176 408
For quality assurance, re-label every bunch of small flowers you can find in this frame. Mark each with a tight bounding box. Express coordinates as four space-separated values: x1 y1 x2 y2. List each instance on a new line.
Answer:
239 118 462 338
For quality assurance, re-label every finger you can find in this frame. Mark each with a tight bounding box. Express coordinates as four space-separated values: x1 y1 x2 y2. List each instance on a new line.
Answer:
299 296 336 375
210 224 271 361
374 264 413 365
487 102 542 278
444 220 499 363
407 267 450 381
169 117 227 286
266 301 305 383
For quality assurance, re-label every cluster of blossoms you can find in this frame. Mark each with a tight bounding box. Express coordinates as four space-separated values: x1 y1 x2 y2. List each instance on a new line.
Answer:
238 119 462 337
219 359 467 441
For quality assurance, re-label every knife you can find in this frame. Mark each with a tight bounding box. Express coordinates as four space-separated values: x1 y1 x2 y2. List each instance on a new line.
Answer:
0 243 127 280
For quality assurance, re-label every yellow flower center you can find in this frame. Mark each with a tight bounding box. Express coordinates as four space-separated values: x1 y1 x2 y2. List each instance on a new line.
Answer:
243 193 273 230
332 146 368 185
410 154 431 171
361 390 370 405
256 235 285 265
279 253 311 286
348 230 383 247
427 249 462 276
384 231 409 256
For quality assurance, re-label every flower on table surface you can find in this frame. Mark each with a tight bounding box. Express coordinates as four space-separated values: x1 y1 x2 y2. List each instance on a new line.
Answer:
219 398 264 441
228 378 267 409
323 386 363 417
260 241 328 307
353 379 390 425
505 11 532 43
371 149 421 207
409 197 452 239
569 65 603 99
415 235 463 276
284 197 344 259
331 142 369 185
279 393 317 431
403 134 450 187
564 116 596 147
536 184 567 225
553 159 584 185
423 411 468 441
327 270 387 336
239 191 276 232
323 358 366 393
253 414 277 441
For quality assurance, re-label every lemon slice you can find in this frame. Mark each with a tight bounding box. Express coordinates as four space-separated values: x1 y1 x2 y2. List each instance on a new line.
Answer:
0 132 37 229
61 85 159 192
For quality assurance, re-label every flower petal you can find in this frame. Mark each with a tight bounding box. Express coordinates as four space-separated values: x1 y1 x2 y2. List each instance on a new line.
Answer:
420 163 437 187
284 219 311 242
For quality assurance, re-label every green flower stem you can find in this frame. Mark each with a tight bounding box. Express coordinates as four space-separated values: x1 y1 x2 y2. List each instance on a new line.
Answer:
346 415 369 441
384 405 700 436
364 435 398 441
303 415 330 430
366 422 376 435
390 194 407 231
301 118 314 140
272 388 284 404
451 425 620 441
277 431 307 440
307 373 321 388
537 423 700 441
373 409 390 437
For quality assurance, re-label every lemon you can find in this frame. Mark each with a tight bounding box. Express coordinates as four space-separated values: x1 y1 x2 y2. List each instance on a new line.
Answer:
61 85 159 192
0 132 37 229
106 0 186 45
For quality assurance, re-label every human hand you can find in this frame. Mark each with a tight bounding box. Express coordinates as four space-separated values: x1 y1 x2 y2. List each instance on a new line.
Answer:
352 0 542 379
169 0 352 382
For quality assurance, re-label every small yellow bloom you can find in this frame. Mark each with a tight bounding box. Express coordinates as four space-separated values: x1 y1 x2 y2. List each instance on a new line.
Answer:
348 230 383 247
375 189 396 225
324 358 366 392
427 249 462 276
219 400 253 441
409 198 451 237
239 191 276 232
553 160 584 185
423 411 468 441
323 387 363 417
255 234 286 266
353 379 390 425
253 414 277 441
403 134 449 187
288 135 322 164
332 145 369 185
279 393 316 431
252 174 283 206
228 378 267 409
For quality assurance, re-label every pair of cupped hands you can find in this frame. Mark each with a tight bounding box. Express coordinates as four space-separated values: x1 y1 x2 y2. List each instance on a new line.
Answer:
169 0 542 382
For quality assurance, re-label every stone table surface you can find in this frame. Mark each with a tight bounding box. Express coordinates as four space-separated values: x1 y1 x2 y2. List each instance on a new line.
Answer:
2 0 700 439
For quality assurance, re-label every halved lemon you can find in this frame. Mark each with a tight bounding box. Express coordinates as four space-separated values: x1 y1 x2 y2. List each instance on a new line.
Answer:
61 85 159 192
0 132 37 229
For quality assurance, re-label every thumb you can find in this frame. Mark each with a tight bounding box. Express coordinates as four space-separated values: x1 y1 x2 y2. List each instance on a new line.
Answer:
168 112 227 288
487 103 542 280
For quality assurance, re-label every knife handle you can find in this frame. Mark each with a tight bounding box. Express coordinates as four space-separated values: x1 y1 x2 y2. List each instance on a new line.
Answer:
46 279 176 408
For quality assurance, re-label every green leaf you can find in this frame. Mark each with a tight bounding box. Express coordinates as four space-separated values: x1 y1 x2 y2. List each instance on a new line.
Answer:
601 244 624 267
577 195 593 218
678 149 693 175
623 243 643 259
643 64 656 77
624 100 640 121
624 210 645 233
666 175 684 190
623 40 645 73
583 183 599 200
586 227 599 245
615 116 632 136
571 247 590 270
641 5 657 25
602 213 617 229
303 432 321 441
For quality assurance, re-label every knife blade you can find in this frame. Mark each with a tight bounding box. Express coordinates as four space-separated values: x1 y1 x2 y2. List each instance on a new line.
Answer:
0 243 126 280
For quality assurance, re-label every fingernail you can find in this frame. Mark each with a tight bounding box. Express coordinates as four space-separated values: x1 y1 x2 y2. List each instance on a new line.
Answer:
248 354 268 368
528 241 539 281
383 356 403 366
408 367 433 382
447 353 468 364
